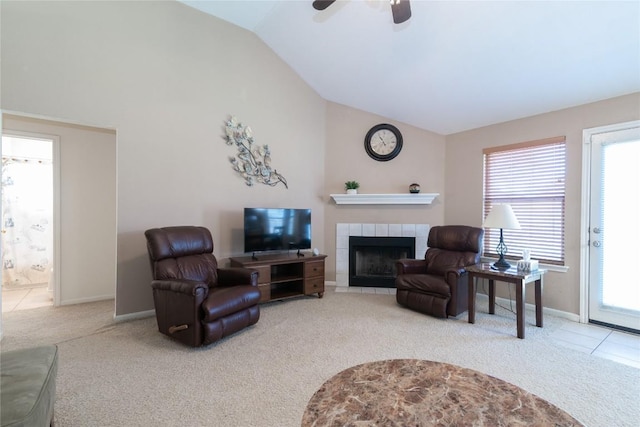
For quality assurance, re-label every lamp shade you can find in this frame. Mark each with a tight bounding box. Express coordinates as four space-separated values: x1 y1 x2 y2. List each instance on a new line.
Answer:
483 204 521 230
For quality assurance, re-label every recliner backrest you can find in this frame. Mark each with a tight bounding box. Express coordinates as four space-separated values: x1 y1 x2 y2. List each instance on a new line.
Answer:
145 226 218 286
425 225 484 274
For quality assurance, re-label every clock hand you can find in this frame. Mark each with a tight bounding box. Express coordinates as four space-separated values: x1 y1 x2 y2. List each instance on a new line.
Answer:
378 135 386 145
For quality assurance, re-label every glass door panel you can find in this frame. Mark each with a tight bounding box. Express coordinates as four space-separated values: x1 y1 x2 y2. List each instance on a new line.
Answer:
588 125 640 332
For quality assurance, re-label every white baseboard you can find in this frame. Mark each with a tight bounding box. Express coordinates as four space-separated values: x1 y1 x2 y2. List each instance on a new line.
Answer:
113 309 155 323
58 294 114 306
478 293 580 322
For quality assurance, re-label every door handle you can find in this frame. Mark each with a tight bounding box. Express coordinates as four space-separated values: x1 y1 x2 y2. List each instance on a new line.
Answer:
593 241 601 247
593 227 601 234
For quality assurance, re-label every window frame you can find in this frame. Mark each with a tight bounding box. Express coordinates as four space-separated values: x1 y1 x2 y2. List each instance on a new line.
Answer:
483 136 566 266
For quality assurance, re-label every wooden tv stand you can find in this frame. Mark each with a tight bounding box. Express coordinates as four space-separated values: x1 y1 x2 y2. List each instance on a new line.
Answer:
229 253 327 303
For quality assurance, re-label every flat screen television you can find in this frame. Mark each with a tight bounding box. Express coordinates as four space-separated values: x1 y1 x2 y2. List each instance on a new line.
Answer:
244 208 311 255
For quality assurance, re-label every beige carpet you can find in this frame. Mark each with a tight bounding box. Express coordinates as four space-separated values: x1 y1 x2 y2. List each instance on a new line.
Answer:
1 287 639 426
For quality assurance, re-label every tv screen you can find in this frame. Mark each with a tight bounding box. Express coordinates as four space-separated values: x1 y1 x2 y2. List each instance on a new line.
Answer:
244 208 311 254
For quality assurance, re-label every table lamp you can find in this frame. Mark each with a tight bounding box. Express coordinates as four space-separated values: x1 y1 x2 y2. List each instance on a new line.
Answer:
483 204 521 270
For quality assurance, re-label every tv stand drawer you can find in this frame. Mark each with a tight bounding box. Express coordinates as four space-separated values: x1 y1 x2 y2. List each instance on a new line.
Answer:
252 266 271 285
304 277 324 295
305 260 324 278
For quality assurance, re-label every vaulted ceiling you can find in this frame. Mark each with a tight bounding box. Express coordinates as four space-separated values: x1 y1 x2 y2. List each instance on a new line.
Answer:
179 1 640 135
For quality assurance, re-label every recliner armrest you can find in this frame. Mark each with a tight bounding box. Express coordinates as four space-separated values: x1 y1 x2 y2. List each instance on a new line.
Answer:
445 268 467 283
217 268 259 287
396 258 428 275
151 279 209 297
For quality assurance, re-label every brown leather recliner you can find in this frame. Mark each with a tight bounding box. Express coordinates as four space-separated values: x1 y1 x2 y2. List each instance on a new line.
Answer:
144 226 261 347
395 225 484 318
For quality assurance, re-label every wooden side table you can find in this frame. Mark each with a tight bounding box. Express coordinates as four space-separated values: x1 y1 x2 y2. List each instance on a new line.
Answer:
467 263 546 339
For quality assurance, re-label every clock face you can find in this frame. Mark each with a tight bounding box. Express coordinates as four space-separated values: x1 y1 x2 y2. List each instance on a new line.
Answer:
370 129 398 155
364 124 403 161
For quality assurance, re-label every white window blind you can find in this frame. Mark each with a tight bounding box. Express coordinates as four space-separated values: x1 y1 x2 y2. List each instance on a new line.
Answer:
483 136 566 265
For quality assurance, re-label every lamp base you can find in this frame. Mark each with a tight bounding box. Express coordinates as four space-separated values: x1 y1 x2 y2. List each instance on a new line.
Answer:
492 228 511 270
492 256 511 270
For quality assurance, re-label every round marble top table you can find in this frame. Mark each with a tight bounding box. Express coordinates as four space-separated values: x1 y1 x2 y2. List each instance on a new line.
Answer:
302 359 583 426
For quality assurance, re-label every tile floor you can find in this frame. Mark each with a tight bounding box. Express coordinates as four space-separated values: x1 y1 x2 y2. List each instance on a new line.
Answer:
337 286 640 370
2 286 53 312
3 285 639 369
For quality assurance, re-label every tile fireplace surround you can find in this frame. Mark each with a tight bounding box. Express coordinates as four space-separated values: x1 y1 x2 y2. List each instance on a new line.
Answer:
336 223 429 287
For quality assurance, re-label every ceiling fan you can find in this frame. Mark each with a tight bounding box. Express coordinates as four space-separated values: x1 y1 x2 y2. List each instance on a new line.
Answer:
312 0 412 24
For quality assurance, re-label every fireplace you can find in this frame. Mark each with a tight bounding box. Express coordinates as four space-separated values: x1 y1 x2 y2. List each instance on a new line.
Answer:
335 223 429 288
349 236 415 288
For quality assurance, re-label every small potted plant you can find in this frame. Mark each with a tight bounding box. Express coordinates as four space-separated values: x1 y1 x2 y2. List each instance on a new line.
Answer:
345 181 360 194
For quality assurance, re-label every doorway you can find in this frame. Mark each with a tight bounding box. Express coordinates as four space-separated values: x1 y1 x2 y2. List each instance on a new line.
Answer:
582 121 640 333
1 133 58 310
2 113 116 309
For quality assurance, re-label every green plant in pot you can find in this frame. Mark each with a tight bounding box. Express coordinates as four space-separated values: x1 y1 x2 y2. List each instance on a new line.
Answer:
345 181 360 194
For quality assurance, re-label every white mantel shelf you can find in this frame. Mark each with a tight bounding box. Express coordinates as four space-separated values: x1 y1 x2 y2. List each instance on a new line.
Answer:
330 193 439 205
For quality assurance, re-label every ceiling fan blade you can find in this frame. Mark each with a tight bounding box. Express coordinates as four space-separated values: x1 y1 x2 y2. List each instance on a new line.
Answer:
391 0 411 24
312 0 337 11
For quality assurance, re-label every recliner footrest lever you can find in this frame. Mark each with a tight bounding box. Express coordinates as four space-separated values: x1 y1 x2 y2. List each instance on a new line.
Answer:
168 324 189 334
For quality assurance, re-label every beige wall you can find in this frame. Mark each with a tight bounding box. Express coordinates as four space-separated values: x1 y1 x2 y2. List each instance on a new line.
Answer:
2 114 118 305
3 1 638 319
1 1 326 316
445 93 640 315
323 103 446 280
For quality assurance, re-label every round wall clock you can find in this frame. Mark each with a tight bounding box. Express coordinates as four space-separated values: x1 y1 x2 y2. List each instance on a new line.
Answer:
364 123 403 161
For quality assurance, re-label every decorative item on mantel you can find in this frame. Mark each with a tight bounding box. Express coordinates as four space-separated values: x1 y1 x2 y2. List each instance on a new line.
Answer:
409 183 421 193
222 116 288 188
345 180 360 194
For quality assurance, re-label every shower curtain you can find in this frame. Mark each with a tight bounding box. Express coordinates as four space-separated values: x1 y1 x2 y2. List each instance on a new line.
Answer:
1 156 53 288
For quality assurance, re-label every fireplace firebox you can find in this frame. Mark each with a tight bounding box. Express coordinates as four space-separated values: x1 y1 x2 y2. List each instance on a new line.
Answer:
349 236 415 287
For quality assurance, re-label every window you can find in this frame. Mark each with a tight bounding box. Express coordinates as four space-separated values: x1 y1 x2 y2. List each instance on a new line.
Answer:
483 136 566 265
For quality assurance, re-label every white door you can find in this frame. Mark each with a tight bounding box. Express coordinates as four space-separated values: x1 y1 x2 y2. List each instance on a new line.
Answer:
587 121 640 332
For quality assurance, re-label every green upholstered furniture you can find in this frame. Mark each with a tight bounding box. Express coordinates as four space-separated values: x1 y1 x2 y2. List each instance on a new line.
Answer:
1 345 58 427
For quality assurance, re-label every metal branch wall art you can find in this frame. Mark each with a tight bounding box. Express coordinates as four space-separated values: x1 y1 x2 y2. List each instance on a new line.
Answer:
223 116 288 189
